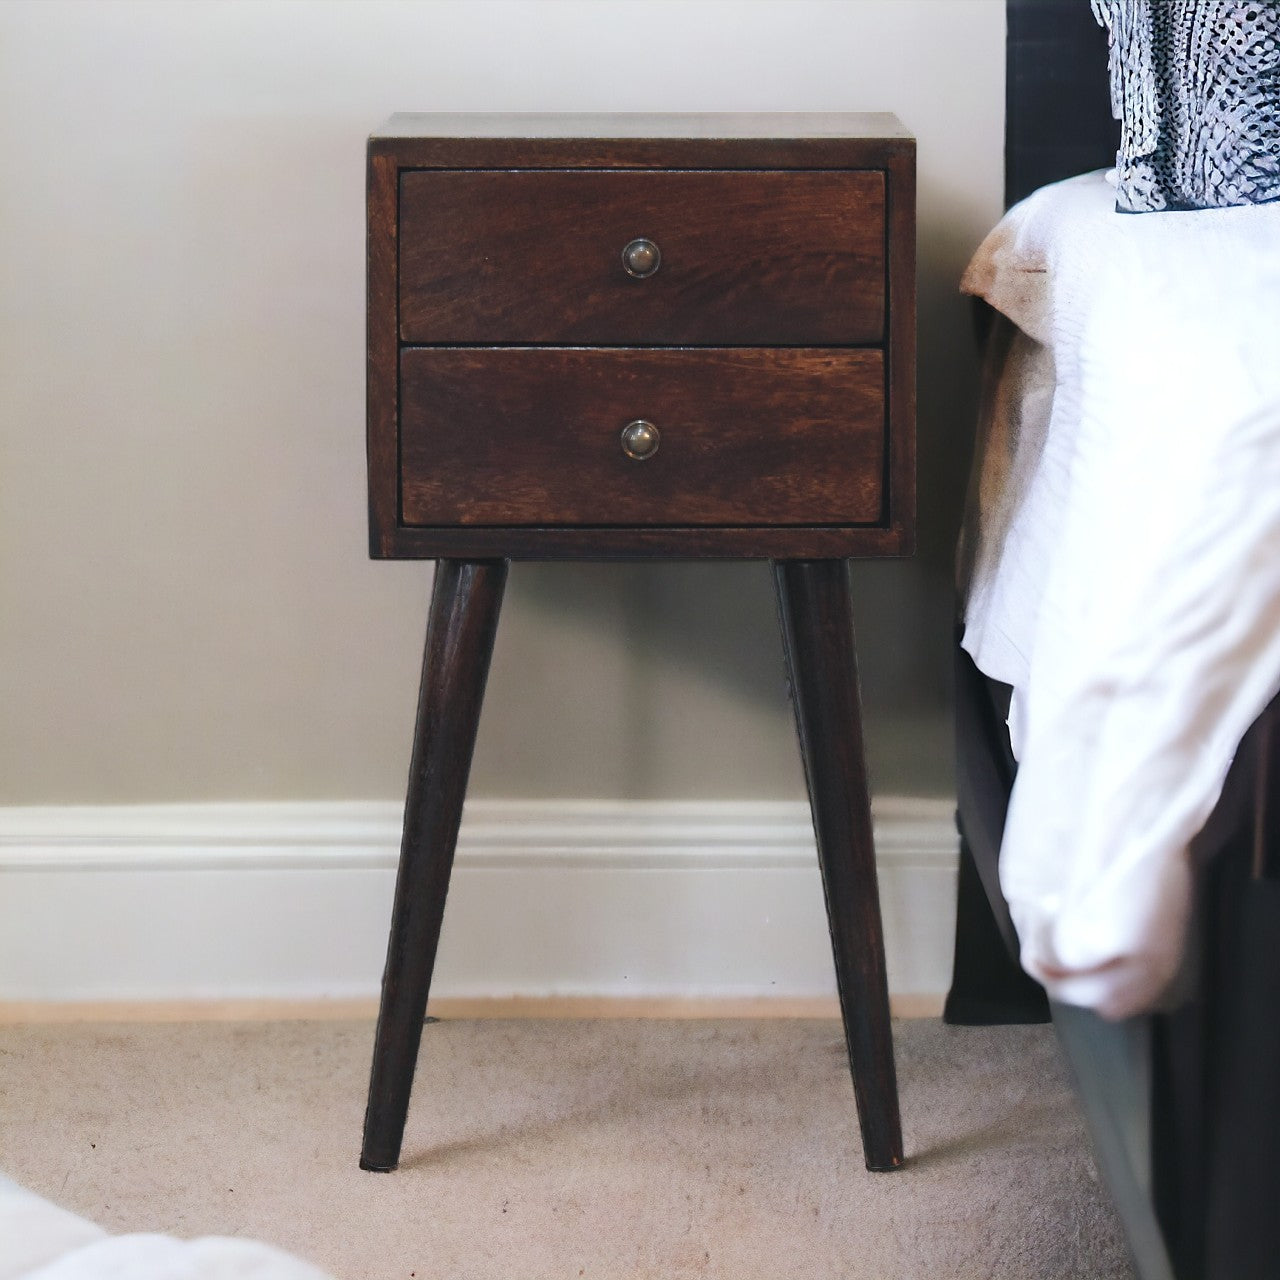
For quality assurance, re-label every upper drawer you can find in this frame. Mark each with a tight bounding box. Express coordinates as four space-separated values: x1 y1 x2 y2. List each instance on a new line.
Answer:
398 169 886 346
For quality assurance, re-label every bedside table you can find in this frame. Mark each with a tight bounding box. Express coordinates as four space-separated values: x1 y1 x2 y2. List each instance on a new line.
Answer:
361 113 915 1174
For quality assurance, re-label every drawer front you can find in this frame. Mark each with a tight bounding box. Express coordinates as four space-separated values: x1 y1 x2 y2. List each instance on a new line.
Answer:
398 170 886 346
399 347 885 528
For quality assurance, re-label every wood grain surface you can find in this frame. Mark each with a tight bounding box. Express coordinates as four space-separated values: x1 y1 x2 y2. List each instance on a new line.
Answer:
399 347 885 528
774 558 904 1172
361 559 507 1173
399 169 885 346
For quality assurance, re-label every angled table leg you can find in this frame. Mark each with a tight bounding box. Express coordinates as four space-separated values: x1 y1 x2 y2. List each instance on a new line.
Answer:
773 558 904 1171
360 558 508 1172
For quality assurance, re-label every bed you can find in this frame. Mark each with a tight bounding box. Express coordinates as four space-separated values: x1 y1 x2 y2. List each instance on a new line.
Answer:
944 4 1280 1278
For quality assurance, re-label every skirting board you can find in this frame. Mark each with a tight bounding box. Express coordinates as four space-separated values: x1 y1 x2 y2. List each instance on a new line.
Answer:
0 798 958 1007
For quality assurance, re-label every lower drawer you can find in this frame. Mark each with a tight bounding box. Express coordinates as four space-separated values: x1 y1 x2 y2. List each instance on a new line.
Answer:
398 347 885 528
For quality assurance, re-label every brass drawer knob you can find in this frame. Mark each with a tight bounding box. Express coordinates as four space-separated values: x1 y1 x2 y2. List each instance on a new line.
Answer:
620 419 660 460
621 238 661 278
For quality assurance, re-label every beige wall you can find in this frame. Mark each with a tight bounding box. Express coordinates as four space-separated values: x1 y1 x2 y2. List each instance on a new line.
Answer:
0 0 1003 806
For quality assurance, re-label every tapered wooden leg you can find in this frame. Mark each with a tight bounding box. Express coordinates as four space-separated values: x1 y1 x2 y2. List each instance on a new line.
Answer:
360 558 507 1172
773 558 904 1171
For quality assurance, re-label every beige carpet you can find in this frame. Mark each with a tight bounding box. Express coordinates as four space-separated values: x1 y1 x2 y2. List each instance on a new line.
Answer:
0 1018 1132 1279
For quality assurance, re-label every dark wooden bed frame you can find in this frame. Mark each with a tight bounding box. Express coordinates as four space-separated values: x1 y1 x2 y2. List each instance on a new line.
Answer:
945 5 1280 1278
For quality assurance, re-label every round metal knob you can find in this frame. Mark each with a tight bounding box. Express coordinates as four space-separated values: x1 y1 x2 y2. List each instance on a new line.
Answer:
622 238 661 278
620 419 660 460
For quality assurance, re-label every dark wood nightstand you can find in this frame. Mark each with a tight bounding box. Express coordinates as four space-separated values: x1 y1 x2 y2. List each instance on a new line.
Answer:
362 113 915 1174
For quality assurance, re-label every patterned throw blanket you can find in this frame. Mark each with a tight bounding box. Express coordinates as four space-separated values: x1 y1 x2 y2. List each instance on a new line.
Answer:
1092 0 1280 212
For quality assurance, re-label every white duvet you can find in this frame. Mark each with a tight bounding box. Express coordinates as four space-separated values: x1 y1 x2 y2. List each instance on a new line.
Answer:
960 170 1280 1018
0 1174 334 1280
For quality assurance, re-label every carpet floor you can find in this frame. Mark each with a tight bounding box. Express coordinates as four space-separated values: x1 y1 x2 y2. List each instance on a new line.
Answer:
0 1018 1133 1279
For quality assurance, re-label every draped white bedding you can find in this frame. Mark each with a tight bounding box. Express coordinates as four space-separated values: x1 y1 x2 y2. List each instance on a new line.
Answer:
959 170 1280 1017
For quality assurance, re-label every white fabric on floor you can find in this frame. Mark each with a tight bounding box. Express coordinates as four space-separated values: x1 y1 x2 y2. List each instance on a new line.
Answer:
960 170 1280 1017
0 1174 334 1280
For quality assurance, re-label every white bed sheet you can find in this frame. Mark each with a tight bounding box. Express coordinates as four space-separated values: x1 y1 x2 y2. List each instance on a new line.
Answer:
960 170 1280 1018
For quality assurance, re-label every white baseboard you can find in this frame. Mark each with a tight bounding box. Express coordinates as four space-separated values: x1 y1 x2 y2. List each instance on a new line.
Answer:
0 798 958 1006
